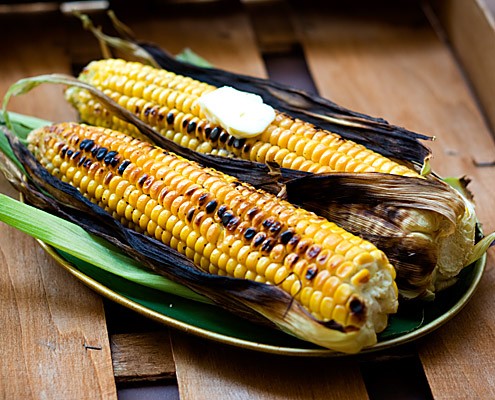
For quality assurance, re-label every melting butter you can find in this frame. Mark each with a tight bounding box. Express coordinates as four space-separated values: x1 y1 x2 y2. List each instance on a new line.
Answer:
198 86 276 139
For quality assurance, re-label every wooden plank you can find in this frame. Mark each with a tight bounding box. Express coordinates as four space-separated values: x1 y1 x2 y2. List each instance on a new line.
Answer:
0 229 117 399
242 0 298 53
424 129 495 400
122 4 267 78
294 4 495 169
0 13 116 399
295 4 495 398
429 0 495 133
172 333 369 400
0 15 77 122
110 332 176 383
418 252 495 398
123 7 368 399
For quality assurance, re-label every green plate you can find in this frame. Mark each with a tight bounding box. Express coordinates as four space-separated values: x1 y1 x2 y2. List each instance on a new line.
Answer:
1 112 488 356
40 241 486 357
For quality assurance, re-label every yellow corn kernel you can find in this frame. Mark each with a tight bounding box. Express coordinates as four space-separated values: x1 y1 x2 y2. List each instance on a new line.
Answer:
351 269 371 286
334 283 353 305
332 305 348 325
320 297 335 320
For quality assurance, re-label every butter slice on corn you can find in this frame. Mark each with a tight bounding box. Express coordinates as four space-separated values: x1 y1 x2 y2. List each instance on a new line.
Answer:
198 86 275 139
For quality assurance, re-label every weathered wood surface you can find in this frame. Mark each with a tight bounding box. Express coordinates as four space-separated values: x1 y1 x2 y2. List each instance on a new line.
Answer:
430 0 495 134
171 333 368 400
129 3 267 78
0 14 116 400
295 3 495 399
111 332 176 383
0 231 117 399
1 1 495 399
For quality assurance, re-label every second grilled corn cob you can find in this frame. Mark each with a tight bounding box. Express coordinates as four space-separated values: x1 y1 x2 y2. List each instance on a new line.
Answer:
27 122 398 352
67 59 420 177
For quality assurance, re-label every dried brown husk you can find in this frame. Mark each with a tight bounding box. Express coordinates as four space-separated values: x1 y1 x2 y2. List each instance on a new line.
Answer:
285 173 471 298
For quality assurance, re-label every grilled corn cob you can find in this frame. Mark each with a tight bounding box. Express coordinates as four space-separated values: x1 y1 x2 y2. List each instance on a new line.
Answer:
66 59 478 300
66 59 420 177
27 122 398 352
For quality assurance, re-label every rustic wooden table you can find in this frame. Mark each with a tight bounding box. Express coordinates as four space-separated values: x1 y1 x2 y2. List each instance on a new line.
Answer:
1 1 494 399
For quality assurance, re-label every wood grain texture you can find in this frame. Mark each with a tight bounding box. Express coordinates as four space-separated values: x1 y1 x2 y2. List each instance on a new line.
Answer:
111 332 176 383
242 0 297 53
0 228 117 399
418 252 495 399
0 13 116 399
294 4 495 169
123 4 267 78
172 333 368 400
429 0 495 133
296 3 495 398
0 14 77 122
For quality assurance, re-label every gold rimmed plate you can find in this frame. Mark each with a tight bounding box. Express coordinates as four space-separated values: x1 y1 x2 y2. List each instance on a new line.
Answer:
2 98 487 357
1 111 488 356
39 240 486 357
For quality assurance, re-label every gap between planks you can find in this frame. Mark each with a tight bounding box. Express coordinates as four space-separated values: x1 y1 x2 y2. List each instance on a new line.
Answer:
111 332 176 384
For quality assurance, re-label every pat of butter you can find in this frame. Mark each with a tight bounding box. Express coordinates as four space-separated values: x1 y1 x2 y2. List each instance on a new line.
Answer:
198 86 275 139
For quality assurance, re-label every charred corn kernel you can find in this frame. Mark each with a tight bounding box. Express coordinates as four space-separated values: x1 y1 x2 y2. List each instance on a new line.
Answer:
28 122 397 330
351 269 371 286
67 59 420 177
